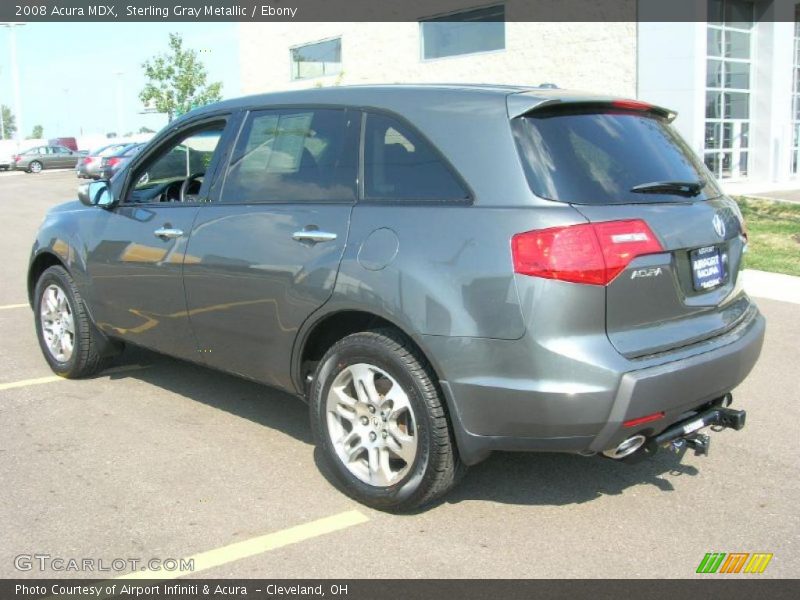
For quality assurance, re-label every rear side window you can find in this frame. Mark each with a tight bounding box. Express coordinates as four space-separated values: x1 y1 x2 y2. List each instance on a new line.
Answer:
363 113 469 202
223 108 358 203
512 108 722 204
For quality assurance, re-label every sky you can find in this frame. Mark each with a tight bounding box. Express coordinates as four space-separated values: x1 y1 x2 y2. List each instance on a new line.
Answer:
0 23 241 139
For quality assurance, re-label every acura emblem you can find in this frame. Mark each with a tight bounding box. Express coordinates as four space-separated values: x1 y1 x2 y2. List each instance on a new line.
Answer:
713 214 726 238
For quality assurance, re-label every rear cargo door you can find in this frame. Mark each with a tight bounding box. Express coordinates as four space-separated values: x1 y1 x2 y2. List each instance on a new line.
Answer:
511 101 750 357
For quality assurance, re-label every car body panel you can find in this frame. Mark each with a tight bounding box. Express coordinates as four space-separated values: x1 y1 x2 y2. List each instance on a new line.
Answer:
80 203 200 357
183 204 352 388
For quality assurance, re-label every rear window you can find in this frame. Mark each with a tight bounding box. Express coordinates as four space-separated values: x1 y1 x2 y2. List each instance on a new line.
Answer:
512 108 722 204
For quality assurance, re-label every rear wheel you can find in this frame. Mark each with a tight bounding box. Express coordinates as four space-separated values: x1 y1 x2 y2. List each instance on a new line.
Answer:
310 328 464 512
28 160 43 173
34 266 108 378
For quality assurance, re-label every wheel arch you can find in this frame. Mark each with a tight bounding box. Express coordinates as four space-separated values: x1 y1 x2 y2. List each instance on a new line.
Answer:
28 251 67 307
293 308 448 401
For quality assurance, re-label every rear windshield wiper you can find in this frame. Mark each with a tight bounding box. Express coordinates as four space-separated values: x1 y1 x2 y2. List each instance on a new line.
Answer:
630 180 706 197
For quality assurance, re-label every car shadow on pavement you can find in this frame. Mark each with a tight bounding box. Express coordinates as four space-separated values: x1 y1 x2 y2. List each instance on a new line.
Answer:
103 346 313 445
442 449 699 508
102 346 699 509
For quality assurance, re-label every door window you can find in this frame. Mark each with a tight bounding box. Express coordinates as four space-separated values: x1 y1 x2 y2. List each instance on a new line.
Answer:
363 113 469 201
127 121 226 204
222 108 358 203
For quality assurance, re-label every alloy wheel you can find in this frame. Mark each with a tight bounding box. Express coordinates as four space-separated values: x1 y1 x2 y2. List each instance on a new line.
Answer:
39 284 75 363
325 362 418 487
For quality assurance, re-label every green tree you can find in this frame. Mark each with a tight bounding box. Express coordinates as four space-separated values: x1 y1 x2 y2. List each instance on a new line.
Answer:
138 126 155 134
139 33 222 122
30 124 43 139
1 105 16 140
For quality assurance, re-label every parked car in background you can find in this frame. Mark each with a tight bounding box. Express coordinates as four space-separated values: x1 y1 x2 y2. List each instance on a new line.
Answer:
49 137 78 152
27 85 765 511
76 143 135 179
12 145 78 173
0 152 12 170
99 144 144 180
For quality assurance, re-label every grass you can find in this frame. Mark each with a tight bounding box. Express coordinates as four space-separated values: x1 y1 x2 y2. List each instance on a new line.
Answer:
734 196 800 277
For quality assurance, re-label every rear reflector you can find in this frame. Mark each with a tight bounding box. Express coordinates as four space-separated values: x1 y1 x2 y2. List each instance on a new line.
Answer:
623 411 665 428
512 219 663 285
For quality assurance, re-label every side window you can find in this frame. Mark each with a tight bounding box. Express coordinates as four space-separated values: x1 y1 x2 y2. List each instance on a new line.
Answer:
222 108 358 203
55 146 71 154
126 121 226 204
363 113 469 201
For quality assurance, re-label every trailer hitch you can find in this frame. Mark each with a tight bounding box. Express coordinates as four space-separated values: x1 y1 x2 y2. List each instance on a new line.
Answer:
652 406 746 457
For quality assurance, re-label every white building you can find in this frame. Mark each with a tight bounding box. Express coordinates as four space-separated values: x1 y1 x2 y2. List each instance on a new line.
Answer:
239 0 800 187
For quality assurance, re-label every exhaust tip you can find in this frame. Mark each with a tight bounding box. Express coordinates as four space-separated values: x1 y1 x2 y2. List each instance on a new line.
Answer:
602 435 647 460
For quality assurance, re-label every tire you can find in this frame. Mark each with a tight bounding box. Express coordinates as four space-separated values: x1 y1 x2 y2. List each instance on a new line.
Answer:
28 160 43 173
310 328 464 512
34 265 108 378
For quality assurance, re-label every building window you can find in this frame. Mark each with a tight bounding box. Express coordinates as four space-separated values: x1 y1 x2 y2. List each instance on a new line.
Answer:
704 0 755 180
290 38 341 80
420 4 505 60
792 8 800 174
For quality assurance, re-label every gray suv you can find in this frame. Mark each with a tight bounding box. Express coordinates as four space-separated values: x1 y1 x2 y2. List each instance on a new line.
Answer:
27 85 765 511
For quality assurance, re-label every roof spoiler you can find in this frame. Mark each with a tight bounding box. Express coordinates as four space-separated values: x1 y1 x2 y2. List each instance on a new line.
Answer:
507 95 677 122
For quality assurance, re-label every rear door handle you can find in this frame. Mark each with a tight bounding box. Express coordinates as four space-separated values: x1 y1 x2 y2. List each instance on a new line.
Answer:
153 227 184 240
292 230 338 243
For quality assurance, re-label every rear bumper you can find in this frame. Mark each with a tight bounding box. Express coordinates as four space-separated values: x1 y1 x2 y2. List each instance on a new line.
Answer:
587 307 764 453
431 306 765 465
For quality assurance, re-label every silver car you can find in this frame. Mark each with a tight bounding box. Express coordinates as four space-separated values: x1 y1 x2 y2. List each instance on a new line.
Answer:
27 85 765 511
12 145 77 173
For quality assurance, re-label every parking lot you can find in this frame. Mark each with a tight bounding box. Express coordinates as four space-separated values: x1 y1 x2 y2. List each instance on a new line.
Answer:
0 169 797 579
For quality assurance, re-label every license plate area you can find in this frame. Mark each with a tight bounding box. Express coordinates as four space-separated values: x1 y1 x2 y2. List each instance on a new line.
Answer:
690 245 726 291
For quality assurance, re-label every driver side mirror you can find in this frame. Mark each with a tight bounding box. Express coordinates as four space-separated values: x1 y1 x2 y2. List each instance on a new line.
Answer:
78 180 115 208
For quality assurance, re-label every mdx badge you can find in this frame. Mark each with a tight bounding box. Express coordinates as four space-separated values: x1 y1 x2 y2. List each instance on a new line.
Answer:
713 214 726 239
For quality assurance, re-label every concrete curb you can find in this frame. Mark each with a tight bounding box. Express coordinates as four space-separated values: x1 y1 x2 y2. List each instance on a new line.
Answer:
742 269 800 305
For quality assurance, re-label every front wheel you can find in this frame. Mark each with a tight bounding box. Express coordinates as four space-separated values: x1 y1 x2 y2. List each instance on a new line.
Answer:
34 265 108 378
28 160 43 173
310 329 464 512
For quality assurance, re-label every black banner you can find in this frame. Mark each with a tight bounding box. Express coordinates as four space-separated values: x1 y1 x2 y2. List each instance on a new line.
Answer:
1 579 799 600
2 0 796 23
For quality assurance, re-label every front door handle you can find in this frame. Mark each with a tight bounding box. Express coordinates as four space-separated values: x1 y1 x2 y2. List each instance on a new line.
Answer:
153 227 184 240
292 230 338 243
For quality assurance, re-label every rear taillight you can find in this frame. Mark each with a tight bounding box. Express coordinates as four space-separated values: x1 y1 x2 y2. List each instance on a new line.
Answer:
511 219 663 286
13 155 21 162
106 157 121 167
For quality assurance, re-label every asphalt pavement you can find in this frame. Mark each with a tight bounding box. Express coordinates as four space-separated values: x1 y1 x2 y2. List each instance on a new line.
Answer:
0 170 797 579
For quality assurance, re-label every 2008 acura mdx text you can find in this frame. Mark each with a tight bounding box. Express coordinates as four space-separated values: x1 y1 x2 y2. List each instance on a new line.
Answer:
28 85 765 511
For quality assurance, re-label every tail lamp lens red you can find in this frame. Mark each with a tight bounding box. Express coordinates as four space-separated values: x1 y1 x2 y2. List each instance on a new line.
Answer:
512 220 663 286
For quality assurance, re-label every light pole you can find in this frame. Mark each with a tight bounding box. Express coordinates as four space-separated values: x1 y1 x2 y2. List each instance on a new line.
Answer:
113 71 124 136
1 23 26 146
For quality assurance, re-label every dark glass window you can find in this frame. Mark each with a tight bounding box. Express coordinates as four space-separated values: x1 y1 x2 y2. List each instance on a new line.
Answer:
363 113 468 202
512 108 720 205
223 109 358 203
420 5 505 59
290 38 341 80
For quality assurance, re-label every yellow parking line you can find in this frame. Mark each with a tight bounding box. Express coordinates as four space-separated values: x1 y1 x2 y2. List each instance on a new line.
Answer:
0 303 28 310
0 365 149 392
0 375 63 391
116 510 369 579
